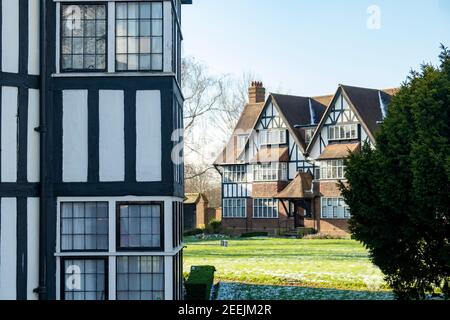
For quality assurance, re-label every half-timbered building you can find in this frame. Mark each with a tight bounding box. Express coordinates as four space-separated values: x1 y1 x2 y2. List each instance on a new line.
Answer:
0 0 191 301
215 82 396 236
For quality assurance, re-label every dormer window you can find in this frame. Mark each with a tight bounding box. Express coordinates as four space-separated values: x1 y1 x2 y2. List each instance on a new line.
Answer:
259 129 287 146
328 124 358 141
305 128 315 145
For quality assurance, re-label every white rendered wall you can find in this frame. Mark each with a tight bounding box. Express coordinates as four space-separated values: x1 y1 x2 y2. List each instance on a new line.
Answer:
1 86 18 182
1 0 19 73
62 90 88 182
0 198 17 300
27 89 40 182
136 90 161 182
99 90 125 182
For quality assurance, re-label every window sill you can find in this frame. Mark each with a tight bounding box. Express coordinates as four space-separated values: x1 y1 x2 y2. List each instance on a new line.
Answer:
52 71 176 78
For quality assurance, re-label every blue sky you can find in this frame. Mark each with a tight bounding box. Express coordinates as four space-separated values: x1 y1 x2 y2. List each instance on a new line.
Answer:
182 0 450 96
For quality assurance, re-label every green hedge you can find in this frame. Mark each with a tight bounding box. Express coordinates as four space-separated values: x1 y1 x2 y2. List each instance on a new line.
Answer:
240 231 269 238
185 266 216 300
183 228 204 237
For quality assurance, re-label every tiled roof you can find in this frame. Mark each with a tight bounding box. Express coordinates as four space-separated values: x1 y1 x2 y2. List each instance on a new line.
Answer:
276 172 313 199
214 102 265 165
184 193 208 204
271 94 327 150
341 85 393 137
318 142 360 160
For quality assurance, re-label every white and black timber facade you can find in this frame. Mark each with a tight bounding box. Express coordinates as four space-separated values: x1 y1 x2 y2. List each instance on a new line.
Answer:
0 0 191 300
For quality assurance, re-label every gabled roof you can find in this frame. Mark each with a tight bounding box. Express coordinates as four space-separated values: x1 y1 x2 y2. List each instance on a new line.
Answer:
214 102 265 165
341 85 392 136
306 84 396 154
184 193 208 205
271 94 327 150
318 142 360 160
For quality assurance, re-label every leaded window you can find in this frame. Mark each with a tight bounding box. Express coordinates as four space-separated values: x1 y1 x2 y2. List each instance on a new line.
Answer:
116 256 164 300
118 203 163 250
116 2 163 71
259 129 287 146
223 166 246 183
60 202 109 251
328 124 358 141
253 163 287 182
222 198 246 218
320 159 345 180
253 199 279 218
321 198 351 219
61 4 107 72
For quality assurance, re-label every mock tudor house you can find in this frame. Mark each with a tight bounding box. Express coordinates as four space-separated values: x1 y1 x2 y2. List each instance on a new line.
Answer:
0 0 191 300
214 82 396 236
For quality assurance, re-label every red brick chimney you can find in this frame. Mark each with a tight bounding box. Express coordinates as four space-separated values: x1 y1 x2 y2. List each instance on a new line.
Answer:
248 81 266 104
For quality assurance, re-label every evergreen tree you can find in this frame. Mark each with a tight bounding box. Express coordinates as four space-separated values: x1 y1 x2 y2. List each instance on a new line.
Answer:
340 46 450 299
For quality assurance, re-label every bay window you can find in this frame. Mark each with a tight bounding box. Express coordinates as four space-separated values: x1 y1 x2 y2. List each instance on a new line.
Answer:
253 163 287 182
321 198 351 219
320 159 345 180
59 200 167 300
328 124 358 141
253 199 279 218
59 1 167 73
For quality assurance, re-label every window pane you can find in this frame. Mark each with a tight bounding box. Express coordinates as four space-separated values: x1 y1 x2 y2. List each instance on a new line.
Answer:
119 204 161 249
115 2 164 71
116 256 164 301
116 4 127 19
63 259 106 300
60 202 108 251
61 4 107 72
152 3 163 19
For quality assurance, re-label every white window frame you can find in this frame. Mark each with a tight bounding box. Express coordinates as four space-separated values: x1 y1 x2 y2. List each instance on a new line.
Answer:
223 165 246 183
259 129 287 146
321 197 351 219
253 163 287 182
55 1 173 75
222 198 247 218
253 199 279 219
320 159 345 180
328 124 358 141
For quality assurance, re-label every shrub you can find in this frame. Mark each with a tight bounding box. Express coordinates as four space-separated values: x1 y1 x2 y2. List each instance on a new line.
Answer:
340 47 450 299
297 228 315 238
184 266 216 300
208 219 222 234
183 228 204 237
240 232 269 238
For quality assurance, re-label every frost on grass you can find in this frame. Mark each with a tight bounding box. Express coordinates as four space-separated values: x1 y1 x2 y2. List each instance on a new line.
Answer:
216 282 394 301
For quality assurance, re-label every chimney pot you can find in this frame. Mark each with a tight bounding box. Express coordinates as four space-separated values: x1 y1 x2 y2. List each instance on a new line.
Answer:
248 81 265 103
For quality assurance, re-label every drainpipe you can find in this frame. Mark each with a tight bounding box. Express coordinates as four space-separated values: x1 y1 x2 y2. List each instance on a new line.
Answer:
38 0 49 300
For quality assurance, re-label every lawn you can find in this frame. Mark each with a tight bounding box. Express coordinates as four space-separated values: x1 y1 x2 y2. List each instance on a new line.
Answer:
184 237 393 300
